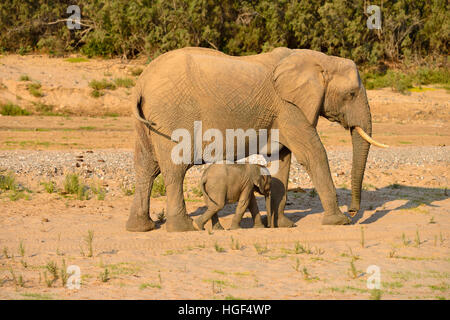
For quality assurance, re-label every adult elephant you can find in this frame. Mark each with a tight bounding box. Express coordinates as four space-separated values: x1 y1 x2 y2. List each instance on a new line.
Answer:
126 47 387 232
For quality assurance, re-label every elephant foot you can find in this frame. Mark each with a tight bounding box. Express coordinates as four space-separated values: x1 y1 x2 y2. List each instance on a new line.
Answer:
229 223 240 230
253 222 265 228
212 221 224 230
166 215 196 232
193 217 205 231
126 215 156 232
276 215 295 228
348 209 358 217
348 203 360 217
322 212 351 225
260 215 268 227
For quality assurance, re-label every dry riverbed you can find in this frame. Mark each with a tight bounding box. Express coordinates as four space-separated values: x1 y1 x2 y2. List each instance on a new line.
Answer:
0 55 449 300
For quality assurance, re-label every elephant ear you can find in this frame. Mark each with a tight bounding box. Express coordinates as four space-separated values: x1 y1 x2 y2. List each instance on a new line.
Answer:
252 165 270 195
273 51 328 127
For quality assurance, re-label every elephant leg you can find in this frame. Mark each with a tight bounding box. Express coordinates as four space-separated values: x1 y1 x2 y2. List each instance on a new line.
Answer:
278 107 350 225
211 214 225 230
229 194 251 230
270 147 295 228
196 184 226 230
160 164 196 232
126 125 160 232
248 194 265 228
195 205 224 231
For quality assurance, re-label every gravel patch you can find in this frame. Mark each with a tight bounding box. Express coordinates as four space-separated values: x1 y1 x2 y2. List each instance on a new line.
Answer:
0 147 448 184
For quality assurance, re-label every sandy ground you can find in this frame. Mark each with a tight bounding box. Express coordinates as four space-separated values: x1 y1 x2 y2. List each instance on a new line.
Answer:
0 55 449 300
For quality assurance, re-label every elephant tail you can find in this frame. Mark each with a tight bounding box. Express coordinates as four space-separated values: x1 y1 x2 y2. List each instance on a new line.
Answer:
132 87 154 128
200 169 218 206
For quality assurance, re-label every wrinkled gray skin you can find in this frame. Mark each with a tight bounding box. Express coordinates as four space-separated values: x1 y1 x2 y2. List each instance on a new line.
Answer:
195 164 272 230
127 47 376 232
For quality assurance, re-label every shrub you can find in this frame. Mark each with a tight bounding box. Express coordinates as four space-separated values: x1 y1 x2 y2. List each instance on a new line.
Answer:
362 68 449 93
27 82 43 97
0 0 446 66
33 102 59 116
90 89 104 98
0 102 30 116
413 68 450 86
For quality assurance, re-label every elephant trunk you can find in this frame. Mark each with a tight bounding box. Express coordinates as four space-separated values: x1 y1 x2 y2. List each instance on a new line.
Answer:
349 121 371 216
266 193 272 228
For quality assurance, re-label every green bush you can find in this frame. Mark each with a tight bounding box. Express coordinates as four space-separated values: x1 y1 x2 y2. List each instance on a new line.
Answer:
36 36 65 57
413 68 450 86
0 103 31 116
362 67 449 93
0 1 447 65
33 102 59 116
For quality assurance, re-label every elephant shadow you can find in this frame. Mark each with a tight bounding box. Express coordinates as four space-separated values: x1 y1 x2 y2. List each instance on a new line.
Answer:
189 183 449 226
189 200 270 229
284 184 448 225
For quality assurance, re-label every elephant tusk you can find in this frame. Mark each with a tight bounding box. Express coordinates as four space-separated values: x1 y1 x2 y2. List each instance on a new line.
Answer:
354 127 389 148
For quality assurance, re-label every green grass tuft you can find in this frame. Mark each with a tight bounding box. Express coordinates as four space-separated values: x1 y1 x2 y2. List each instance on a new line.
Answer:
130 67 143 76
65 57 89 63
0 102 31 116
0 171 17 191
63 173 89 200
27 82 43 97
19 74 30 81
91 182 106 200
89 79 116 91
114 77 135 88
40 180 56 193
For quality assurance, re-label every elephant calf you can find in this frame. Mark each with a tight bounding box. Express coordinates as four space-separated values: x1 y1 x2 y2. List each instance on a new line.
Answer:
194 163 272 230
